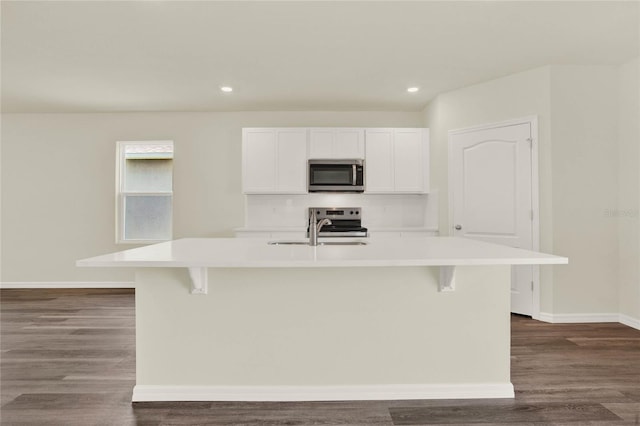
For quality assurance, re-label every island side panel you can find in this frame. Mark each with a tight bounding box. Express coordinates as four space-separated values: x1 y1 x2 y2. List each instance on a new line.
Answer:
135 266 511 395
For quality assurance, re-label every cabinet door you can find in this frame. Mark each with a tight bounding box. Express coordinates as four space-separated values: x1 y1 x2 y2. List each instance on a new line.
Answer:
276 129 308 193
309 129 334 159
243 129 277 193
309 128 364 159
394 129 426 192
365 129 395 192
335 129 365 159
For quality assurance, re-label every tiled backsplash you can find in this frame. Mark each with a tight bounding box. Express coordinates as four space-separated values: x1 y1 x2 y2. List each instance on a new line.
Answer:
244 191 438 229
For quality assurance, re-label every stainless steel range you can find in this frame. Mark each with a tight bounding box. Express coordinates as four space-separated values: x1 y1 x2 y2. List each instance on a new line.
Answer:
307 207 368 238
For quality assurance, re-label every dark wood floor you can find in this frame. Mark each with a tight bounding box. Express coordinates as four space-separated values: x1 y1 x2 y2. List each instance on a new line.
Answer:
1 289 639 425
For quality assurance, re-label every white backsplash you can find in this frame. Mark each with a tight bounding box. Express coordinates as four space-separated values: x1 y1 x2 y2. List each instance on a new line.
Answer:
244 191 438 230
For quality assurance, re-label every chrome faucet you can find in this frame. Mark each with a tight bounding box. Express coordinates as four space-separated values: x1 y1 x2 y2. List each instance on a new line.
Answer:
309 209 332 246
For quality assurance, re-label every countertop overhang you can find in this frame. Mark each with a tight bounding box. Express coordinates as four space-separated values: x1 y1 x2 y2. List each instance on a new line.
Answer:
77 237 567 294
77 237 567 268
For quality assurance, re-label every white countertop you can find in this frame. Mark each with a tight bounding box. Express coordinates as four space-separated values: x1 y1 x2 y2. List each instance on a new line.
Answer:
233 227 439 233
77 237 567 269
234 227 305 232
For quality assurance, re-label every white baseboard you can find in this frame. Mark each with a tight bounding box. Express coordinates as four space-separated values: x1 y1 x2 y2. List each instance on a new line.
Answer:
538 312 640 330
620 314 640 330
537 312 619 323
132 383 514 402
0 281 135 289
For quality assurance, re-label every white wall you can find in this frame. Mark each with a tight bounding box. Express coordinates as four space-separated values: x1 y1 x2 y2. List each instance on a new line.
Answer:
617 57 640 321
0 111 422 283
422 66 553 245
422 66 555 312
549 66 619 314
423 63 637 319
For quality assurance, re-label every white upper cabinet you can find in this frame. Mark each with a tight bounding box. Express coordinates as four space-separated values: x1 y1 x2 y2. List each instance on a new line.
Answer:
242 127 429 195
309 128 365 159
242 128 308 194
276 130 308 193
365 128 430 194
242 129 276 193
364 129 395 192
393 129 429 192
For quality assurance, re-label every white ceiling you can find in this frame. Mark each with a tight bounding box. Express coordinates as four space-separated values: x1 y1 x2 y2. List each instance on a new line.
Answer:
1 1 638 113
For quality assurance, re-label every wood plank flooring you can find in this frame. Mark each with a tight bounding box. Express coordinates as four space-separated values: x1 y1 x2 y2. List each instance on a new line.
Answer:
2 289 639 425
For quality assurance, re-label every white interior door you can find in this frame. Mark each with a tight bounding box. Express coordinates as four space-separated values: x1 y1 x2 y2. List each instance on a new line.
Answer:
449 121 536 316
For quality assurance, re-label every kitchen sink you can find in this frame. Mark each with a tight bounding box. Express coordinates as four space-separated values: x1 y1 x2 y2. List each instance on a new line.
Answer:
268 241 368 246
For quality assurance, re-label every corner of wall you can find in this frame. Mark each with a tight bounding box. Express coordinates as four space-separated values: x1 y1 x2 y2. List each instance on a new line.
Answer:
617 57 640 322
549 64 622 316
421 96 448 236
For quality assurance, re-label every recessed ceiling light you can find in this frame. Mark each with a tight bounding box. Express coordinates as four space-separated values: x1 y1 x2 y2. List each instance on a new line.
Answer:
220 86 233 93
407 87 419 93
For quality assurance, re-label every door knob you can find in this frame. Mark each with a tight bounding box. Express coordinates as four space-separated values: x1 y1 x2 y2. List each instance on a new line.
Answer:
454 225 462 230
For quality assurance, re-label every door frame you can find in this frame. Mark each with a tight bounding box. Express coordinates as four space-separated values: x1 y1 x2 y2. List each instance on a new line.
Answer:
447 116 541 319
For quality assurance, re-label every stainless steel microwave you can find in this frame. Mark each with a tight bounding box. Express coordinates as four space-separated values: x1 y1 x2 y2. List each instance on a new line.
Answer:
308 159 364 193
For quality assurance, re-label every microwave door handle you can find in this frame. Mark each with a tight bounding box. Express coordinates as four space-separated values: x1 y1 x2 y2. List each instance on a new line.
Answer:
352 164 356 185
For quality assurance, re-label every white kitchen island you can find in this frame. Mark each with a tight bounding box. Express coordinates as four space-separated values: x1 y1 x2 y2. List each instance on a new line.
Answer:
78 237 567 402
